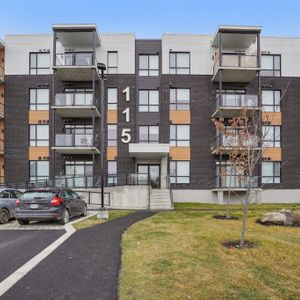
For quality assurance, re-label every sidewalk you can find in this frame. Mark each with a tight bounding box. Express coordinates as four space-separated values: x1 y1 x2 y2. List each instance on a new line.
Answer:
1 211 154 300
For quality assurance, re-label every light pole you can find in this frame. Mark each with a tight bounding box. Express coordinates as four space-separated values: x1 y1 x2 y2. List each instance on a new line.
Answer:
97 63 109 219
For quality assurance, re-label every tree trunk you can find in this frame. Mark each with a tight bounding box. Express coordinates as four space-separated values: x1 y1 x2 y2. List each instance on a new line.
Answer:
240 187 251 247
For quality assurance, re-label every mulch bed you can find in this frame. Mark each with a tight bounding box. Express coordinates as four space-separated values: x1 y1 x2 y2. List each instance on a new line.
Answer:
222 240 257 249
213 215 239 220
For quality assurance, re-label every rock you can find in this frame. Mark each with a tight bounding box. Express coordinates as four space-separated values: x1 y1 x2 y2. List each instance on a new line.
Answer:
260 212 286 225
292 215 300 226
279 209 296 226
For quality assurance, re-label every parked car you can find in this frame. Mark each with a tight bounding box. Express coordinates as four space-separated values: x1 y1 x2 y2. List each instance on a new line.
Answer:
0 188 23 224
15 188 87 225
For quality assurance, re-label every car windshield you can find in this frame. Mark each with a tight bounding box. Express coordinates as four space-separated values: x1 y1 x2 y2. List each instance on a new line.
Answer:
21 191 55 200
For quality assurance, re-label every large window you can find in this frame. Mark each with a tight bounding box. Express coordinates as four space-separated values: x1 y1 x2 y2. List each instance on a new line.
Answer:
65 161 93 177
107 88 118 110
139 90 159 112
170 161 190 184
107 161 117 185
108 125 117 146
30 125 49 146
262 126 281 147
139 126 159 143
30 89 49 110
262 161 281 184
30 161 49 181
29 52 50 75
170 88 190 110
169 52 190 74
170 125 190 146
139 54 159 76
65 124 92 135
261 55 281 77
262 90 281 112
107 51 118 74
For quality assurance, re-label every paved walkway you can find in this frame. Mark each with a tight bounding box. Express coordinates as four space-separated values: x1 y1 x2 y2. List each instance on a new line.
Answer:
2 211 155 300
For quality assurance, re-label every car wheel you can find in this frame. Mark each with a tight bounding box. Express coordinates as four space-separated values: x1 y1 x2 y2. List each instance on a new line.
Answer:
0 208 10 224
18 219 29 225
59 209 70 225
81 205 87 217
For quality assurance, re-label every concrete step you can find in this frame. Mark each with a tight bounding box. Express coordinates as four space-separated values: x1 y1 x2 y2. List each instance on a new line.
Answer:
150 188 172 210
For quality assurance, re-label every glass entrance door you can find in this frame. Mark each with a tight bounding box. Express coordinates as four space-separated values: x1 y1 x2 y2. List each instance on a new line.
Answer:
137 165 160 188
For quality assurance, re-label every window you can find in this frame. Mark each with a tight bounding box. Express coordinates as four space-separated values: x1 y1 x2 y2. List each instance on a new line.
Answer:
262 126 281 147
262 90 281 112
169 52 190 74
139 54 159 76
65 124 92 135
30 161 49 181
261 161 281 184
139 90 159 112
30 125 49 146
170 161 190 184
170 88 190 110
30 52 50 75
170 125 190 146
107 51 118 74
65 161 93 187
107 88 117 110
30 89 49 110
108 125 117 146
107 161 117 185
139 126 159 143
261 55 281 77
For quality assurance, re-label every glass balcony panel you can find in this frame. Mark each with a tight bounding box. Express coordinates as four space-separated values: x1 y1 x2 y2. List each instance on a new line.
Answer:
55 134 93 147
55 53 93 66
55 93 94 106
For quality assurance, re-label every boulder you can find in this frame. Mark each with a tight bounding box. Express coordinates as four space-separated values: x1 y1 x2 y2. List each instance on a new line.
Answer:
279 209 295 226
292 215 300 226
260 212 286 225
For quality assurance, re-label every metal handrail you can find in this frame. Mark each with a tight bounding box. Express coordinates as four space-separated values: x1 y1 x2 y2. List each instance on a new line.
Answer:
214 94 259 110
214 175 259 189
212 132 259 148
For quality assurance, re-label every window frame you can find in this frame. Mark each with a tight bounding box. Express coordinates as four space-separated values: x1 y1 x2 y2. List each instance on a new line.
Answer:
107 160 118 185
64 161 93 177
29 88 50 111
169 161 190 184
138 89 159 112
29 52 50 75
29 124 49 146
138 54 159 76
170 88 190 110
262 125 281 147
138 125 159 143
261 54 281 77
107 51 118 74
261 161 281 184
262 90 281 112
169 52 190 75
170 125 190 146
107 124 117 146
107 87 118 110
29 160 49 181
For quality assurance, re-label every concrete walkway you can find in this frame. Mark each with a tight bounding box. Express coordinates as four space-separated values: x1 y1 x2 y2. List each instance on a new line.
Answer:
1 211 155 300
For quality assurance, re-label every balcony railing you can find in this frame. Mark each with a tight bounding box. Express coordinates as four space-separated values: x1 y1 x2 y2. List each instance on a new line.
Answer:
55 93 94 106
213 134 259 148
0 139 4 153
214 54 258 74
0 66 4 82
55 133 94 147
55 52 93 67
0 103 4 118
215 175 259 189
216 94 258 109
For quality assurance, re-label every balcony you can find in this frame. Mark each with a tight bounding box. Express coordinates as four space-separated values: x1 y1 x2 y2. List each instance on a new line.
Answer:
53 52 99 81
212 93 260 118
211 133 259 155
52 93 100 118
52 133 99 154
212 53 259 82
213 175 259 191
129 143 170 158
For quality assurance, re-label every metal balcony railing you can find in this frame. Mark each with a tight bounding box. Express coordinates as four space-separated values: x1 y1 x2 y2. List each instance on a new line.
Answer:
55 93 94 106
215 94 258 109
214 175 259 189
55 133 94 147
55 52 93 67
213 134 259 148
213 54 258 74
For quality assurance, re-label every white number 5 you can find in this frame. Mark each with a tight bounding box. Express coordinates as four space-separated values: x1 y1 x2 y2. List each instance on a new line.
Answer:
121 128 131 144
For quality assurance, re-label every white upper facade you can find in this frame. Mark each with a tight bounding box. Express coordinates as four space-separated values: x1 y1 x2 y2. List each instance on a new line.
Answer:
4 29 300 77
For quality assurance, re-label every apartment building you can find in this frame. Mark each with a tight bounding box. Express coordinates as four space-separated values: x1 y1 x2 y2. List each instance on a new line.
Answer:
0 39 4 183
3 24 300 206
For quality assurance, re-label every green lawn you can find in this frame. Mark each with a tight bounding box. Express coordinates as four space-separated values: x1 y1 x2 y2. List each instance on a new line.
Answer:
73 210 134 230
119 204 300 300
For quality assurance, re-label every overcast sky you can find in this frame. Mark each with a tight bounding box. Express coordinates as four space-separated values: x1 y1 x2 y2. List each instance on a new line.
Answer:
0 0 299 39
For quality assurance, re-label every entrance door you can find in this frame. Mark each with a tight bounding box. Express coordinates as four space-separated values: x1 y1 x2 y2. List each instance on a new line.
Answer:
137 165 160 188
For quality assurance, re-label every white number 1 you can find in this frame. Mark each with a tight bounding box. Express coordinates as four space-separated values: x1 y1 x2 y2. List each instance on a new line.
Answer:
122 87 130 102
122 107 130 123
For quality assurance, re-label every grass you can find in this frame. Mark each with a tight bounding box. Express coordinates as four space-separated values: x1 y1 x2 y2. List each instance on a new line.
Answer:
73 210 134 230
119 204 300 300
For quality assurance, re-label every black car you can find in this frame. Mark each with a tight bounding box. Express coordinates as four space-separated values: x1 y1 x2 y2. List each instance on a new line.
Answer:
15 188 87 225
